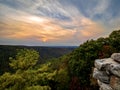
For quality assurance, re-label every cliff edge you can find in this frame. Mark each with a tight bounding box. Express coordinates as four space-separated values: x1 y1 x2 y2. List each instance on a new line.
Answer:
93 53 120 90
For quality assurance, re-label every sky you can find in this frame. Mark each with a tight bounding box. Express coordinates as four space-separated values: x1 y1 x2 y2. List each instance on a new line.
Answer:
0 0 120 46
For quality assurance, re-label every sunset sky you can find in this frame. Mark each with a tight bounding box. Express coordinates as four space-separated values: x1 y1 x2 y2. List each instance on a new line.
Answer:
0 0 120 46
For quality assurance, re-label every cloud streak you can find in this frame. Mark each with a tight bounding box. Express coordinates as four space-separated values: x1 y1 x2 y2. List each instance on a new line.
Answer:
0 0 120 46
0 18 76 42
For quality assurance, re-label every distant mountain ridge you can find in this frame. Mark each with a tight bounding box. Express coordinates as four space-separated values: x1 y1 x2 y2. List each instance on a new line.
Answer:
0 45 77 60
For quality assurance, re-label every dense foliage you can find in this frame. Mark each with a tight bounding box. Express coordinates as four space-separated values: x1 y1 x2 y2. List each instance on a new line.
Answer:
0 49 70 90
0 30 120 90
0 49 52 90
0 46 75 75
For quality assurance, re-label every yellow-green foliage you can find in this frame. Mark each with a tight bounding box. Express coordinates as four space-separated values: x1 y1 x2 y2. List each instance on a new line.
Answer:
9 49 39 70
0 49 55 90
25 85 51 90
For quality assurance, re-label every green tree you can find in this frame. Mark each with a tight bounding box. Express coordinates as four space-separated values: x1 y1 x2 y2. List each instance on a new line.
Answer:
109 30 120 51
9 49 39 70
0 49 51 90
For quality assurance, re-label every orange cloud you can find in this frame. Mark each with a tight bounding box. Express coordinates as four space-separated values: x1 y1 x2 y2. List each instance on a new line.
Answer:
0 14 105 45
0 18 76 43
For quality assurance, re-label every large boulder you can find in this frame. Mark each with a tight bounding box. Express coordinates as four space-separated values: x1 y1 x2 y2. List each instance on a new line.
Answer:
109 64 120 77
95 58 117 70
111 53 120 63
93 53 120 90
93 68 110 84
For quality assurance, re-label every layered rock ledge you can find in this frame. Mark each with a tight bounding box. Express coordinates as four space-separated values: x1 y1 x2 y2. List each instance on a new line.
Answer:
93 53 120 90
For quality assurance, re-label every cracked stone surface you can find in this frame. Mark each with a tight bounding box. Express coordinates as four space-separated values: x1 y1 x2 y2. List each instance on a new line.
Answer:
111 53 120 63
93 53 120 90
93 68 110 84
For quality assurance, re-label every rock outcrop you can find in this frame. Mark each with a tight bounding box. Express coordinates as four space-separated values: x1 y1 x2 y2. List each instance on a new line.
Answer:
93 53 120 90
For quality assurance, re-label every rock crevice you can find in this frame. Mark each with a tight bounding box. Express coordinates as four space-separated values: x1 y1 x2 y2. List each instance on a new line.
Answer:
93 53 120 90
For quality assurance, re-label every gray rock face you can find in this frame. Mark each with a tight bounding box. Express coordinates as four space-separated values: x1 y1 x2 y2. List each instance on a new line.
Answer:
95 58 117 70
93 53 120 90
109 64 120 77
95 58 120 77
111 53 120 63
97 80 113 90
93 68 110 84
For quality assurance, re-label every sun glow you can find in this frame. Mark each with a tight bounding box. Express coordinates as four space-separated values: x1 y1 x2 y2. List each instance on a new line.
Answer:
42 38 47 42
28 16 45 23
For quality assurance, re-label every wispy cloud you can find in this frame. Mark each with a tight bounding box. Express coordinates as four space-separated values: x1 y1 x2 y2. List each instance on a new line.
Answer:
0 0 120 46
87 0 110 18
0 18 76 43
